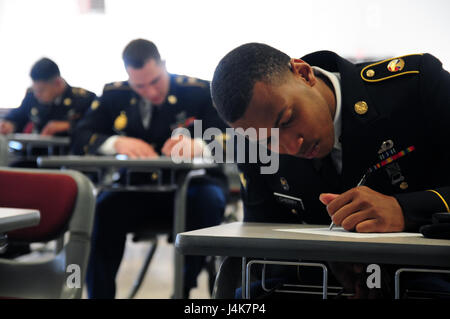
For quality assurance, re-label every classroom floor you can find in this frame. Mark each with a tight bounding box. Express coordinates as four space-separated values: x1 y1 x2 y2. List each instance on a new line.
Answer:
110 234 212 299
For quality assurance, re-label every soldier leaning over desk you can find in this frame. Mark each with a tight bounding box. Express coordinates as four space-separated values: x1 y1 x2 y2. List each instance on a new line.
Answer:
0 57 96 137
211 43 450 298
0 58 96 167
72 39 229 299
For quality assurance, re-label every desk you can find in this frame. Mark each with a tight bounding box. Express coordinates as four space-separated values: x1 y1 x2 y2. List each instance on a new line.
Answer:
176 222 450 298
37 155 217 298
0 207 41 233
7 133 70 160
0 207 41 254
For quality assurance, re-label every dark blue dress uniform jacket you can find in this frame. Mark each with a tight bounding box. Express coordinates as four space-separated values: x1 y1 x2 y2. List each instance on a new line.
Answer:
4 85 96 135
71 74 229 187
238 51 450 231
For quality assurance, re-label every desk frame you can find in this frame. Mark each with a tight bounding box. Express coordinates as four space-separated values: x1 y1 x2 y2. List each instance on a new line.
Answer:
176 222 450 299
7 134 70 161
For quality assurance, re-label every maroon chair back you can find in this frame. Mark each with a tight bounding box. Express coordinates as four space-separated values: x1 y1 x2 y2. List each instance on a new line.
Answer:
0 170 78 242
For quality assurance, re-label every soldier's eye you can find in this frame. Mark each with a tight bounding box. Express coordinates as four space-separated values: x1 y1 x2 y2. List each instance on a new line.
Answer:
150 76 161 86
280 110 295 128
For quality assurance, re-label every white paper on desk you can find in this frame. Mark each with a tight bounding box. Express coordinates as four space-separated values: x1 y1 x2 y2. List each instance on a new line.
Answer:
274 227 423 238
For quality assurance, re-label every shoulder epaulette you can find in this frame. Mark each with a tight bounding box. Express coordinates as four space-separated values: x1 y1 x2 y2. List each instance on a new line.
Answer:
103 81 132 91
174 75 208 88
361 53 423 83
71 87 89 96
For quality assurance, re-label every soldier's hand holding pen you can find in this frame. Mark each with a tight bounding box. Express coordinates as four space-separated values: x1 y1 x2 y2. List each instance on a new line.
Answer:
319 187 405 233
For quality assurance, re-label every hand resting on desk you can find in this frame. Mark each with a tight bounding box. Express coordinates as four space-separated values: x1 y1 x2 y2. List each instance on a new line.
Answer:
40 120 70 136
114 136 159 159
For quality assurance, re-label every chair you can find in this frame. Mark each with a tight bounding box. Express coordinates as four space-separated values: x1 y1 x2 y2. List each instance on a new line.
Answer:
0 167 96 298
0 135 7 166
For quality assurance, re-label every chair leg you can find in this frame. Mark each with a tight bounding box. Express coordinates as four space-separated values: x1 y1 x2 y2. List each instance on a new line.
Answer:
212 257 242 299
128 238 158 299
0 234 7 254
205 256 220 296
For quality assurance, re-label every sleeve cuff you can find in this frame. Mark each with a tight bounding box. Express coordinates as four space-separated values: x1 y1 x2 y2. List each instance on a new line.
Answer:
98 135 119 155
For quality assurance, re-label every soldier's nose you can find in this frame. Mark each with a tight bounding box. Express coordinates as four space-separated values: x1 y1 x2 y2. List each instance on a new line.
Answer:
149 86 159 96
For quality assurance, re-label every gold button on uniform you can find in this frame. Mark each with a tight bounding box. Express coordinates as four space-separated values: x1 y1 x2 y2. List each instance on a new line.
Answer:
354 101 368 115
291 209 298 215
366 69 375 77
63 98 72 106
400 181 409 190
168 95 177 105
91 100 100 110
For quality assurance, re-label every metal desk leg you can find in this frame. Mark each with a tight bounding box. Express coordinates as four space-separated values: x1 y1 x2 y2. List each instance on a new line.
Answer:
242 257 247 299
173 169 206 299
245 260 328 299
395 267 450 299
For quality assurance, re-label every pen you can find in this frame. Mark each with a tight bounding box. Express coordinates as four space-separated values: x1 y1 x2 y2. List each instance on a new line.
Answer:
328 145 415 231
328 171 368 231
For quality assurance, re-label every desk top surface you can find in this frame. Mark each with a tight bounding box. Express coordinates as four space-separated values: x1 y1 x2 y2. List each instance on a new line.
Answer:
37 155 218 169
0 207 41 233
176 222 450 267
7 133 70 145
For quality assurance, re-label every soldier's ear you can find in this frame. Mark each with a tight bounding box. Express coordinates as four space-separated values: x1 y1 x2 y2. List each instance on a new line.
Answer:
289 58 316 87
53 76 65 88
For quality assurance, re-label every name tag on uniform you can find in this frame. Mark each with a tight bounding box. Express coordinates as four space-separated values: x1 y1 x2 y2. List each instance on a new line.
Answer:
273 192 305 211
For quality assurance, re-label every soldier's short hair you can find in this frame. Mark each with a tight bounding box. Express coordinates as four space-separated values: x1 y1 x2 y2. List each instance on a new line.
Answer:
122 39 161 68
211 43 291 123
30 58 60 82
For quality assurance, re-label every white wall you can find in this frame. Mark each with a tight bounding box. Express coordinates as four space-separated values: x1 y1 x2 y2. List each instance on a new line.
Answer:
0 0 449 108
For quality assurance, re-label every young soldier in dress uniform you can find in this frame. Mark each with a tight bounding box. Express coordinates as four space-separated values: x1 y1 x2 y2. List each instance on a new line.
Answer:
211 43 450 298
0 58 96 136
72 39 228 299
